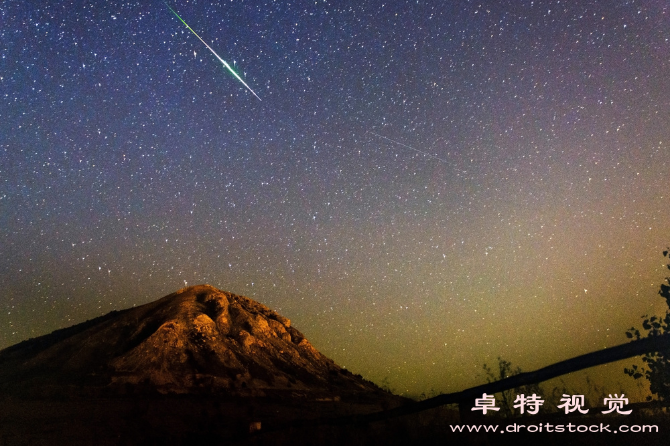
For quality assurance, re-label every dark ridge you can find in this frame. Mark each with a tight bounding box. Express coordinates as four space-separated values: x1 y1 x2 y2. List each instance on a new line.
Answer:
0 309 126 360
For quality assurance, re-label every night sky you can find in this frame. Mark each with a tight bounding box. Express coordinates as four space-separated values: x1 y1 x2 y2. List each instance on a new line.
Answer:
1 0 669 397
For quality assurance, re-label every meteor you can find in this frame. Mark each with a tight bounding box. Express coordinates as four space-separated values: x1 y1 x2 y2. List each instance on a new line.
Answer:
166 3 261 101
367 131 448 163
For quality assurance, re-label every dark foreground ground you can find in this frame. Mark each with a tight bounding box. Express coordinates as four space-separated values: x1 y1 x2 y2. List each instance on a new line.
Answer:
1 394 669 445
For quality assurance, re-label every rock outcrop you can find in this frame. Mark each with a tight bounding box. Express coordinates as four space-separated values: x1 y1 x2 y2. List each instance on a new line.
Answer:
0 285 383 398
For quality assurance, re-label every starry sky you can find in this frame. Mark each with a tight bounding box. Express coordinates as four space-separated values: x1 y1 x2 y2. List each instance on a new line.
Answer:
1 0 669 397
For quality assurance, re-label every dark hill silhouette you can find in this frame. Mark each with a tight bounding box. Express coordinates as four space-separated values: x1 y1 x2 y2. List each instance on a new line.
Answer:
0 285 387 399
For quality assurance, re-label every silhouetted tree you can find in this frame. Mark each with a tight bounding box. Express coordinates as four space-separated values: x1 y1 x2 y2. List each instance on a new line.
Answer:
625 249 670 402
379 376 395 394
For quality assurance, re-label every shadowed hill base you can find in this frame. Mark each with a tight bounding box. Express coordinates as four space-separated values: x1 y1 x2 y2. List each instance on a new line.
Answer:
1 395 669 446
0 394 422 445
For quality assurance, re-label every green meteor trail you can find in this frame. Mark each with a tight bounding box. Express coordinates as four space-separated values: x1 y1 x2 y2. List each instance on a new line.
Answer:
166 3 261 101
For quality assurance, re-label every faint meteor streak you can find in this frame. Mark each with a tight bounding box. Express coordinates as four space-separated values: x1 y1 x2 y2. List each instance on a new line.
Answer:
367 131 448 163
166 3 261 101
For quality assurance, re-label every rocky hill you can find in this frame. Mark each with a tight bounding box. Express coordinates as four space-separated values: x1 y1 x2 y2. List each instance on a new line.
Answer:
0 285 387 399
